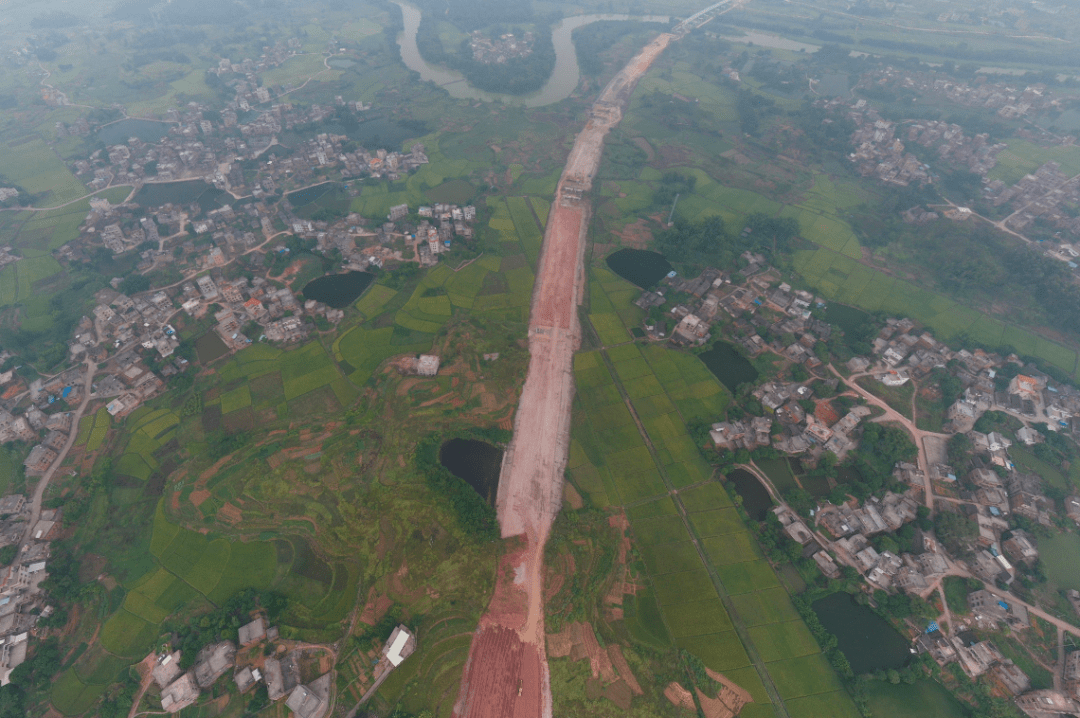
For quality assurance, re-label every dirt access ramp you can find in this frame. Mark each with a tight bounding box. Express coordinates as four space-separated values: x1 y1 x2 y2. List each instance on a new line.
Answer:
460 30 675 718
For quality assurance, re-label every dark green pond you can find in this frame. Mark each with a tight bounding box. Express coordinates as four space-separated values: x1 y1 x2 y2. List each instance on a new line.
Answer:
729 469 773 521
301 272 375 309
824 303 872 335
439 438 503 506
97 119 173 145
812 592 911 673
605 248 673 289
699 341 759 392
133 180 231 213
287 182 334 206
195 332 230 364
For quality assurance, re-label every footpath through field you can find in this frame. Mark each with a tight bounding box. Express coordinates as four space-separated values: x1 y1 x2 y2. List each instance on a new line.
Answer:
452 32 675 718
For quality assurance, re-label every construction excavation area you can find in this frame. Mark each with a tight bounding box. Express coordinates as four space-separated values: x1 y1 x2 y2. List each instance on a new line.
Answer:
452 31 674 718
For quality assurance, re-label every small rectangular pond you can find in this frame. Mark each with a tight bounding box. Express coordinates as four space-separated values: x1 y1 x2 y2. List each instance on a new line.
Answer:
699 341 759 393
196 332 230 364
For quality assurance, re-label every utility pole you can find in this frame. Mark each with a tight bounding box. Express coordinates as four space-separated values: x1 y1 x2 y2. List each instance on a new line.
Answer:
667 192 680 226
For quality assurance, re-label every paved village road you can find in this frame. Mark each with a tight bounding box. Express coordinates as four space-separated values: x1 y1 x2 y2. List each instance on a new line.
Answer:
21 358 97 546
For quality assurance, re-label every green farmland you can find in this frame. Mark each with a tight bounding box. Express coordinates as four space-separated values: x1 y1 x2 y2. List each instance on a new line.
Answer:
794 247 1079 376
567 256 857 716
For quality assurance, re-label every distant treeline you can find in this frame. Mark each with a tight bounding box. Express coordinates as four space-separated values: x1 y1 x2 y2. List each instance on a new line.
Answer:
409 0 536 31
716 10 1080 68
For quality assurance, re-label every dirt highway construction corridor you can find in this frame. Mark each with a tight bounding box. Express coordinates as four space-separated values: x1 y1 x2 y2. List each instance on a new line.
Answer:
453 31 674 718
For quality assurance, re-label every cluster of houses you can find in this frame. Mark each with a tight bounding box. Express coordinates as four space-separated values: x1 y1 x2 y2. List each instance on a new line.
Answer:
636 253 829 358
709 384 872 460
180 274 316 348
905 120 1005 176
636 255 1080 717
69 98 387 199
985 160 1080 242
0 494 62 685
0 369 101 473
276 136 429 186
0 246 17 272
305 201 477 271
469 30 536 64
845 106 933 187
154 618 414 716
858 68 1061 121
917 600 1080 717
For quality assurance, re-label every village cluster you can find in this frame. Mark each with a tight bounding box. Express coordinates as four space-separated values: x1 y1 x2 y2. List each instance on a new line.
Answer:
841 100 1007 187
835 73 1066 187
860 69 1062 121
986 160 1080 242
64 97 414 197
633 256 1080 714
152 619 414 715
468 30 536 64
0 473 423 709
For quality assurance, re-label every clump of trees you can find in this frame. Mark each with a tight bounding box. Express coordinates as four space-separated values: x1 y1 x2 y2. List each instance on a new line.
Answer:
934 509 979 556
848 423 917 497
164 589 287 670
653 211 800 267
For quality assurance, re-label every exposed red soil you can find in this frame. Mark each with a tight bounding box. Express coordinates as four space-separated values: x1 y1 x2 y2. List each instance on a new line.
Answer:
478 541 530 631
603 514 634 607
463 32 673 718
612 218 654 249
665 682 696 710
199 455 234 480
189 489 211 507
358 587 395 626
700 668 753 718
218 503 243 524
454 626 533 718
563 483 584 510
544 622 618 684
543 551 575 603
816 400 840 426
696 688 736 718
266 444 323 469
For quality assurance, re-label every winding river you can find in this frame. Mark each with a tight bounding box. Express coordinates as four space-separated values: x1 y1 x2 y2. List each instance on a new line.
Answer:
394 2 670 107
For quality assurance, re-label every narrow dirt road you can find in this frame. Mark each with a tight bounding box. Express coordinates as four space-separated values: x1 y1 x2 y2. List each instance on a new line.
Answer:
453 32 674 718
829 365 950 512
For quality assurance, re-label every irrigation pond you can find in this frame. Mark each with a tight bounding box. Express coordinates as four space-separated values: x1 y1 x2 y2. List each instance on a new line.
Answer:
439 438 503 506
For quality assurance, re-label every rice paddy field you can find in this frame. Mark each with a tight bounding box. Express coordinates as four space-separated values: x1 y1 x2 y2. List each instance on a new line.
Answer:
862 679 969 718
0 138 86 207
987 140 1080 186
569 263 857 717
